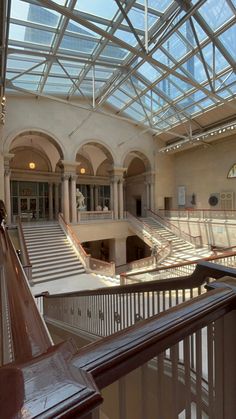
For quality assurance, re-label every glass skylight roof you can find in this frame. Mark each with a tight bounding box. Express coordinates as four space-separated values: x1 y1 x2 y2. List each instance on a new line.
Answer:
3 0 236 135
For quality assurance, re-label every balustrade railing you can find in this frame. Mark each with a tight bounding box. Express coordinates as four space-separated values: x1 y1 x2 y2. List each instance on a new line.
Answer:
43 261 236 339
77 210 114 222
157 208 236 221
148 209 202 247
59 213 116 277
2 210 236 418
122 250 236 283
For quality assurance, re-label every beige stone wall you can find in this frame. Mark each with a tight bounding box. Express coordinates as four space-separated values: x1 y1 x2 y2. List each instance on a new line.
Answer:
172 136 236 209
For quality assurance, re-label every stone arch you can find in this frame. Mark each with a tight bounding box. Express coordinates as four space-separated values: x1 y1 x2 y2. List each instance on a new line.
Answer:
122 149 152 174
4 128 65 164
122 150 152 217
75 141 114 176
10 146 52 172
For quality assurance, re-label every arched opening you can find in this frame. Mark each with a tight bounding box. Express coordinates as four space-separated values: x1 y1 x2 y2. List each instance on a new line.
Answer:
8 131 63 221
124 151 151 217
75 142 114 211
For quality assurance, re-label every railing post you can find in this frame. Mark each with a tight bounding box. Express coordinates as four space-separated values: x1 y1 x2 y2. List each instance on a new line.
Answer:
214 309 236 419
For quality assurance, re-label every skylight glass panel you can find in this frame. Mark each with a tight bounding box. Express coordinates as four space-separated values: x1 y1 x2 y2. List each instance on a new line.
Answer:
136 0 173 13
114 90 132 104
100 44 128 60
67 21 101 39
156 78 182 100
198 0 234 30
107 95 124 109
138 62 161 82
10 24 54 46
182 56 208 84
162 32 191 61
43 84 73 93
218 24 236 61
123 106 144 121
7 57 44 71
60 35 97 54
12 81 39 91
11 0 61 27
178 18 207 46
197 97 215 109
75 0 118 20
201 43 229 74
114 29 138 47
153 49 174 68
127 7 157 31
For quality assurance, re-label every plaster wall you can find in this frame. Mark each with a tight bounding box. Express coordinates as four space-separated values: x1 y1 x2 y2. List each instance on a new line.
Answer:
2 96 154 168
168 218 236 247
73 220 132 243
173 136 236 209
155 140 175 209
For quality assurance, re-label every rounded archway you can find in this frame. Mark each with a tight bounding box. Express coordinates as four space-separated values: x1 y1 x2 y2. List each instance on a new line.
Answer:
75 142 114 211
8 131 64 221
123 151 152 217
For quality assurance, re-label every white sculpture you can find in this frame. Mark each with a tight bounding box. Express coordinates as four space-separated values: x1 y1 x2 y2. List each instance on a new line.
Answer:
76 189 86 210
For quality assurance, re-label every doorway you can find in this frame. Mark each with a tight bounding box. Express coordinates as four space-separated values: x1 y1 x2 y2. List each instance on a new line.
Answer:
136 197 142 217
20 197 38 220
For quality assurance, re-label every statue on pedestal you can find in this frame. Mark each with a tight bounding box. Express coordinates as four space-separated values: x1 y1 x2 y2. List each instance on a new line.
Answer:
76 189 86 210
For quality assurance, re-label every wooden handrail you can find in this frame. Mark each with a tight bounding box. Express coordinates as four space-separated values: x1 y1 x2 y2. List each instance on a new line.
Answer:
72 279 236 389
16 216 32 282
42 261 236 298
0 225 52 363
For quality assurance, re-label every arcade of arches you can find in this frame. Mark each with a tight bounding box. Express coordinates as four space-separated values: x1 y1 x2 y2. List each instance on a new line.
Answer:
4 132 154 224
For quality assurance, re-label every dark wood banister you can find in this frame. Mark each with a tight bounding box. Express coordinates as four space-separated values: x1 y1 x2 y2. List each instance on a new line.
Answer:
0 224 52 363
16 216 32 281
42 261 236 298
72 279 236 390
2 211 236 417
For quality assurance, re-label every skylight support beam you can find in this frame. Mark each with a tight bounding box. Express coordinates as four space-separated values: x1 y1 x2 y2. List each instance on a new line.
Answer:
114 0 145 52
144 0 148 52
130 76 152 126
189 17 214 92
8 59 47 82
92 65 95 109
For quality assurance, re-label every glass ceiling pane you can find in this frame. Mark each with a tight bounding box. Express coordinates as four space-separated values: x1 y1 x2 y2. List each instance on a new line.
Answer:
218 24 236 61
114 29 138 47
198 0 234 30
162 32 191 61
138 62 161 82
136 0 174 13
126 7 157 31
60 35 97 54
11 0 61 27
9 23 54 46
75 0 118 20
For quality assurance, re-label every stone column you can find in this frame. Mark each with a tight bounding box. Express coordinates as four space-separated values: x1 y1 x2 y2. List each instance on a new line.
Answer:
4 168 11 224
71 175 77 223
146 181 150 210
48 182 53 221
62 174 70 222
54 183 59 219
150 181 154 211
113 178 119 220
118 178 124 220
90 185 94 211
95 185 99 209
110 181 113 211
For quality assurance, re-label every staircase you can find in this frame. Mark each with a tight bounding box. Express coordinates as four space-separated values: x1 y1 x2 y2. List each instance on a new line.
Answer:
22 222 86 283
140 217 211 266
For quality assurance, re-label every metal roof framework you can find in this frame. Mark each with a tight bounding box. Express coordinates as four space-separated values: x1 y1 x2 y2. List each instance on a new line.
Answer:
2 0 236 140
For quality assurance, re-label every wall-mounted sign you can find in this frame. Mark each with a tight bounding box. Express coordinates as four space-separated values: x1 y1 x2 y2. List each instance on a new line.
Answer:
178 185 186 206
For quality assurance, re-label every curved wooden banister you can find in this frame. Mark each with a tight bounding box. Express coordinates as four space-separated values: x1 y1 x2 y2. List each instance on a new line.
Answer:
16 216 32 282
42 262 236 298
0 225 52 363
72 280 236 389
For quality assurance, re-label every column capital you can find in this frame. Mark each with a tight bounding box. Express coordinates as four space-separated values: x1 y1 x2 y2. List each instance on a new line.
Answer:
4 168 11 177
60 160 80 174
70 174 77 182
62 173 70 181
